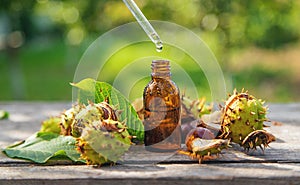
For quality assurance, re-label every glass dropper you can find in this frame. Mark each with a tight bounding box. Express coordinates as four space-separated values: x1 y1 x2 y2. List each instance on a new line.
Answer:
122 0 163 52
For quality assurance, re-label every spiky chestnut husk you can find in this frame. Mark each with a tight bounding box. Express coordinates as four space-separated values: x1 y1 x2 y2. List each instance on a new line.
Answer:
219 89 275 150
76 122 131 165
179 138 229 163
71 102 118 138
185 127 215 151
60 101 118 136
40 117 61 134
179 127 229 163
60 104 82 136
72 102 131 165
181 96 213 119
242 130 275 151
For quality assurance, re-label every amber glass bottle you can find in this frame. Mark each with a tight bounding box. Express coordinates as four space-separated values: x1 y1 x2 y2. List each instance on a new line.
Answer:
143 60 181 152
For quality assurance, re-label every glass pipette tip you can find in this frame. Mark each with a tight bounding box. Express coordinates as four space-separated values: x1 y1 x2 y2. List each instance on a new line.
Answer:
123 0 163 52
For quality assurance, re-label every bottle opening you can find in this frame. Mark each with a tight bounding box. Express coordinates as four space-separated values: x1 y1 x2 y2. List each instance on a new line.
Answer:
151 60 171 78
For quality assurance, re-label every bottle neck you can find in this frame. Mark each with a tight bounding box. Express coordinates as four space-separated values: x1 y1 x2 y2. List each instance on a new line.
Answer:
151 60 171 79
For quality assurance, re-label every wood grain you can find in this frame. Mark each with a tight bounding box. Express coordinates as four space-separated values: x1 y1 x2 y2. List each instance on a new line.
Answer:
0 102 299 184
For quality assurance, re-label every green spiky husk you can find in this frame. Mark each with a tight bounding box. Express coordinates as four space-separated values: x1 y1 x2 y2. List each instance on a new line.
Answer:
72 102 131 165
71 102 118 138
179 138 229 163
60 104 83 136
76 125 131 165
191 138 229 157
220 90 270 149
40 117 62 134
181 96 213 119
76 134 110 165
241 130 276 151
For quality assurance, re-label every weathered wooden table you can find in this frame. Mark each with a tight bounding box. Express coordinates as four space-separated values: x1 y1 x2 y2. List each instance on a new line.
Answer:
0 102 299 185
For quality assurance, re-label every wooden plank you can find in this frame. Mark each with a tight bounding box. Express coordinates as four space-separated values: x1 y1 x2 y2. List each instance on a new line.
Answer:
1 102 299 164
0 102 71 147
0 163 299 184
0 102 299 184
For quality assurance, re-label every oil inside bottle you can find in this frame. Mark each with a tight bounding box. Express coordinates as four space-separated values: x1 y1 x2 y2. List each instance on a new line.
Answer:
143 60 181 152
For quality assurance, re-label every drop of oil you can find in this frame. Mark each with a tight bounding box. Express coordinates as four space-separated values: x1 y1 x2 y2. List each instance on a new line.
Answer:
155 41 163 52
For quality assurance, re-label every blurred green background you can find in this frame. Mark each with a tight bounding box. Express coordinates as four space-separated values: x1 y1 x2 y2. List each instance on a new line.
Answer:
0 0 299 102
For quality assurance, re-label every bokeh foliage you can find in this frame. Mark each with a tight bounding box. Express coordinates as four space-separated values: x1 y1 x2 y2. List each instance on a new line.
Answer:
0 0 299 102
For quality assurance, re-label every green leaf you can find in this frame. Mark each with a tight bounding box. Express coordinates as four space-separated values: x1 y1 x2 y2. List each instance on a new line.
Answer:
71 78 144 142
3 132 83 163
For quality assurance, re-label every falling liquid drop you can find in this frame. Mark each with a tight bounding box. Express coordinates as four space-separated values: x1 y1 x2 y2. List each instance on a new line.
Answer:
156 41 163 52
